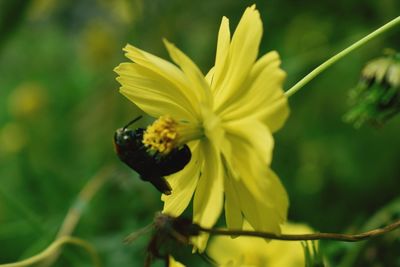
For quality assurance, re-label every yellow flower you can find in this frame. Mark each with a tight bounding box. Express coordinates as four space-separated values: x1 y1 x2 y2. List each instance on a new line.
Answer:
207 222 315 267
114 5 289 251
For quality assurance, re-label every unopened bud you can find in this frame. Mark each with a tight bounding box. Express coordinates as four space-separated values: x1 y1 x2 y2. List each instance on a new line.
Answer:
344 50 400 128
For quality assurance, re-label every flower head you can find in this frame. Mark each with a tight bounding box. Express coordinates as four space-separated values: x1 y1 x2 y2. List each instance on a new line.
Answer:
115 5 289 251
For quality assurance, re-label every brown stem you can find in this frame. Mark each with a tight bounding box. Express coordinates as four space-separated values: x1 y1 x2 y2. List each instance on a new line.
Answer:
199 219 400 242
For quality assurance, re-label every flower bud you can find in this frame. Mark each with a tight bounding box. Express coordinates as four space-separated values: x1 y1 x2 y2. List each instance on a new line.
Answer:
344 50 400 127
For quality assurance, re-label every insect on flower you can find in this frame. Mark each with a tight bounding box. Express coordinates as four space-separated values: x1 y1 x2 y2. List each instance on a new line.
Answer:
114 5 290 251
113 116 192 195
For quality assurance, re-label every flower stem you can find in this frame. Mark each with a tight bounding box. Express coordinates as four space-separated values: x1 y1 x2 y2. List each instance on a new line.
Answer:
41 166 114 267
0 236 101 267
0 166 115 267
285 16 400 98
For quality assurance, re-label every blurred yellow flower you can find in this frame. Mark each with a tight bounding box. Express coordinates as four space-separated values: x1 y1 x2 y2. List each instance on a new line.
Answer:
8 82 47 119
28 0 57 20
97 0 143 25
115 5 289 251
80 20 118 68
207 222 315 267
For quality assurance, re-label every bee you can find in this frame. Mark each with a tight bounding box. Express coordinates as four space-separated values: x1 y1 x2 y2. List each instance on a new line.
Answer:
113 116 191 195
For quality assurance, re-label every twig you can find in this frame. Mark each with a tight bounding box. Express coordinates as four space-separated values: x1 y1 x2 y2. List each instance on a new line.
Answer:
199 219 400 242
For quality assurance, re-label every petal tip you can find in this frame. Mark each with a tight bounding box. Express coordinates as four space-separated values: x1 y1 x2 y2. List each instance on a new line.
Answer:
113 64 123 73
246 4 260 16
162 38 173 48
122 43 133 52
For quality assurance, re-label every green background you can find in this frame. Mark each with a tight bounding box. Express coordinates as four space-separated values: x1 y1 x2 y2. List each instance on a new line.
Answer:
0 0 399 266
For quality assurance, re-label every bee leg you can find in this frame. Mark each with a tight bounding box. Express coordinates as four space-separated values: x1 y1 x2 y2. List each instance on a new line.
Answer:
141 176 172 195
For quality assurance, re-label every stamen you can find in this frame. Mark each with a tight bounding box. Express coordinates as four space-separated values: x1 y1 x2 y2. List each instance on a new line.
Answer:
142 115 204 155
143 116 178 155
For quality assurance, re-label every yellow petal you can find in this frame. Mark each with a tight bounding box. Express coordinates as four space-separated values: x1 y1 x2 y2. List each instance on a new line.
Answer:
220 51 289 133
231 169 288 233
207 235 244 266
162 142 201 217
163 39 212 107
192 140 224 251
168 255 186 267
224 118 273 165
223 120 274 202
115 62 196 120
224 171 243 229
211 16 230 92
223 119 288 230
205 67 215 85
120 44 200 117
263 168 289 222
214 5 262 111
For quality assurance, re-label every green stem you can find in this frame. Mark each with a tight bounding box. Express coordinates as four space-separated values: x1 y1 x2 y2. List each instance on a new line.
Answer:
0 236 101 267
285 16 400 98
0 167 114 267
41 166 114 267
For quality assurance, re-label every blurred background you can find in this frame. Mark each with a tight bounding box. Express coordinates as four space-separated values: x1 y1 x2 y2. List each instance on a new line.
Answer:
0 0 399 266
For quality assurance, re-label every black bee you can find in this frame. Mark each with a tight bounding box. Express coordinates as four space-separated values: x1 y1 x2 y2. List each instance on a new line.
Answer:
113 116 192 195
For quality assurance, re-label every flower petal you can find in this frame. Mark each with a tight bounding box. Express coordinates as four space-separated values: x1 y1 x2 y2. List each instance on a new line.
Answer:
205 67 215 85
223 119 274 204
210 16 230 92
120 44 201 117
224 118 273 165
207 235 244 266
223 118 288 233
220 51 289 133
192 140 224 251
168 255 186 267
214 5 262 111
162 142 201 217
224 169 243 229
231 168 288 232
163 39 212 107
115 62 196 120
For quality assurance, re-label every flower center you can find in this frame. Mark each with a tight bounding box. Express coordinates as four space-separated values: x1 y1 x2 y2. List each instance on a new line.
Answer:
142 115 203 155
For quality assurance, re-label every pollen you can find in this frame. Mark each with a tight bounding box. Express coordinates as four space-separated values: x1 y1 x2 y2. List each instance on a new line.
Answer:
143 115 179 155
